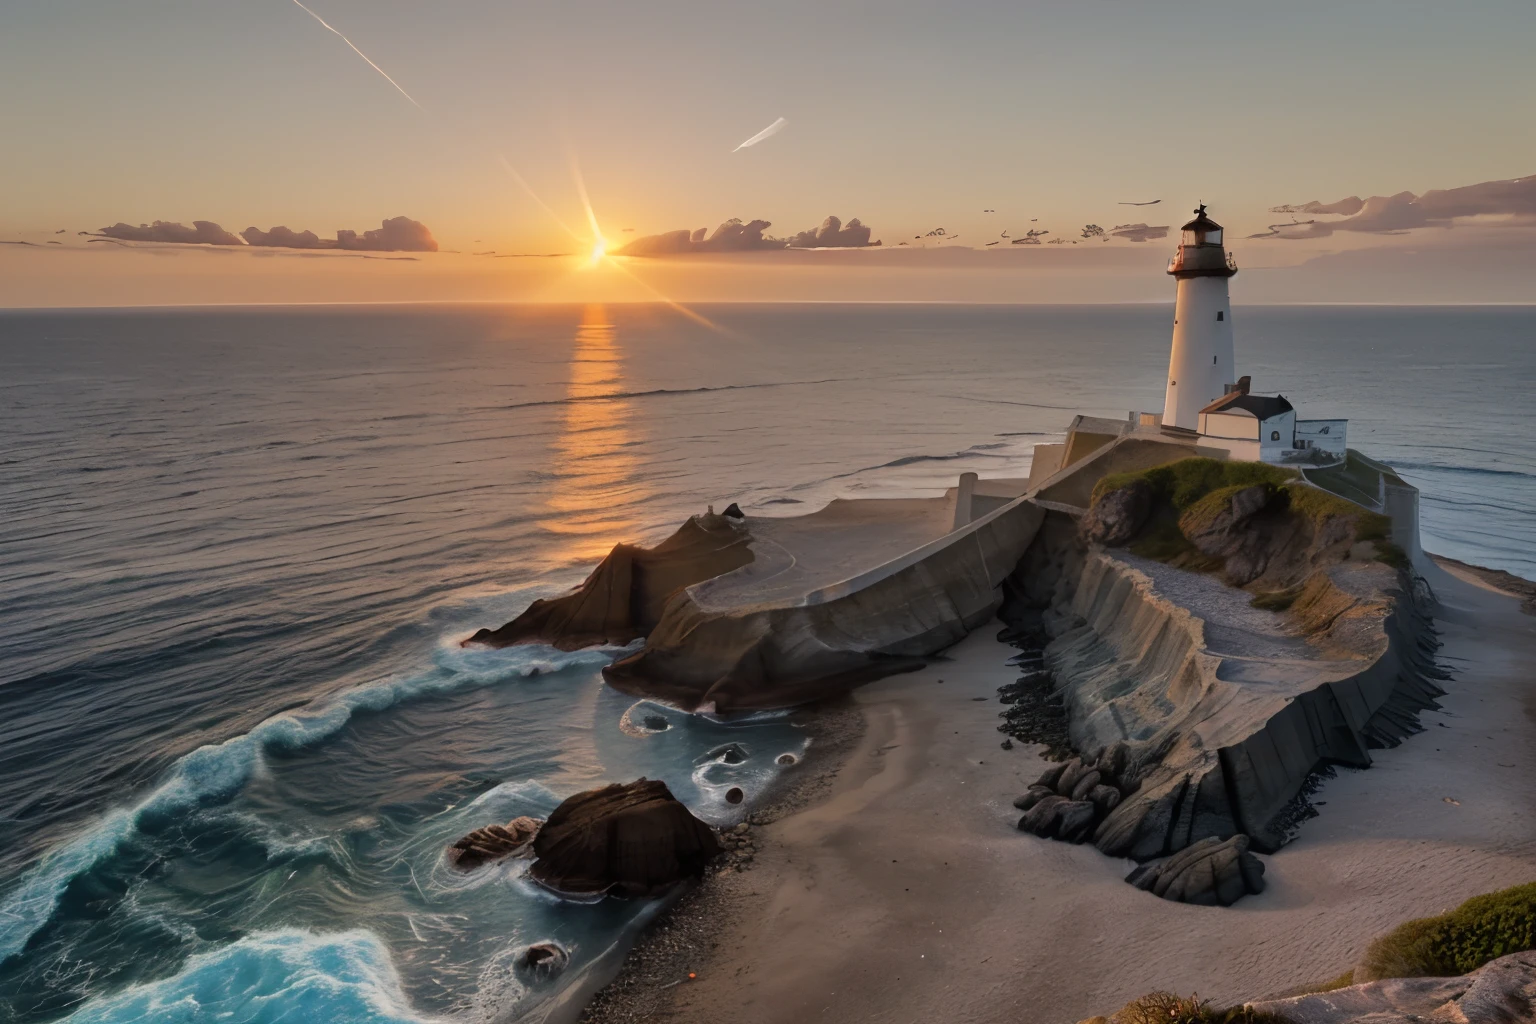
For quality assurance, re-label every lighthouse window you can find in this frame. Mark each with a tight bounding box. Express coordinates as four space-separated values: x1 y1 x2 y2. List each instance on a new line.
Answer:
1216 311 1224 321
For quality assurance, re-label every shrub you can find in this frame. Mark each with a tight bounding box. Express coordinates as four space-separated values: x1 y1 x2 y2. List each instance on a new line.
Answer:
1360 881 1536 980
1111 991 1291 1024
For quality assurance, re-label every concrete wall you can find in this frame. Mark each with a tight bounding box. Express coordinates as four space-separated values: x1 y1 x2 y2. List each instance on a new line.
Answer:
1190 436 1260 462
604 495 1048 711
1294 419 1348 457
1028 444 1066 488
1199 410 1259 440
1258 410 1297 461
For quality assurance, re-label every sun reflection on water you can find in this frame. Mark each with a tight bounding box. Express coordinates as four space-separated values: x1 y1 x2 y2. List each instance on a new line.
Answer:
538 304 646 563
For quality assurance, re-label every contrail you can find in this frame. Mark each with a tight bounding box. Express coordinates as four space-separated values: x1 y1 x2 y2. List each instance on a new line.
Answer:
732 117 786 152
289 0 423 109
283 0 568 242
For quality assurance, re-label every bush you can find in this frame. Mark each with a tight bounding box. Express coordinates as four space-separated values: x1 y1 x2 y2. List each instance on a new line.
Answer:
1111 991 1291 1024
1360 881 1536 980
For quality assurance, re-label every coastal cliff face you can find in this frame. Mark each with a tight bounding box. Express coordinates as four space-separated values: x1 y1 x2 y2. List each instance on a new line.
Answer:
604 498 1046 711
1010 505 1444 859
465 495 1046 711
463 513 754 650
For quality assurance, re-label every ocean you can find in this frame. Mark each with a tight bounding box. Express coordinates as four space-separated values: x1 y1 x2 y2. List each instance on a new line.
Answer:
1 303 1532 1023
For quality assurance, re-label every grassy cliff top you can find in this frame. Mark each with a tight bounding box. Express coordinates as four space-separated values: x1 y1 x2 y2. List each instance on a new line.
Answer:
1092 457 1298 510
1089 456 1401 579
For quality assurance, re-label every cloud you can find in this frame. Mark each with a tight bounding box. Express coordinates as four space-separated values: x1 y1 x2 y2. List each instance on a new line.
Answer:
1109 223 1168 243
97 220 243 246
96 216 437 252
619 218 787 255
336 216 437 252
788 215 880 248
241 225 327 249
1262 174 1536 238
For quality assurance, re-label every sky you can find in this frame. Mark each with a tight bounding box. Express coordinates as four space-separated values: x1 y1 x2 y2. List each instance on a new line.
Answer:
3 0 1535 305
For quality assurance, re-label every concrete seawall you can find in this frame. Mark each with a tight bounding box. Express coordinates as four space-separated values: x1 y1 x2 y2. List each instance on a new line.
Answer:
603 496 1047 711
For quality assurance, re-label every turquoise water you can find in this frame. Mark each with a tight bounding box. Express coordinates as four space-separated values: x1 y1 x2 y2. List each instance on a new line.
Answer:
0 303 1531 1022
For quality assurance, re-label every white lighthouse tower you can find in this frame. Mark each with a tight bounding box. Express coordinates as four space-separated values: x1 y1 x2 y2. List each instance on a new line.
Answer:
1162 205 1237 431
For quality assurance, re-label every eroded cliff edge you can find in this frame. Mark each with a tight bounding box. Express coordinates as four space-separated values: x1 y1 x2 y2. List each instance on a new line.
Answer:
1004 459 1446 861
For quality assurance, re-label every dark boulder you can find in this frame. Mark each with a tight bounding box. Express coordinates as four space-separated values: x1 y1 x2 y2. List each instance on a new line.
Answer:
447 815 543 870
1125 834 1265 906
722 502 745 519
1013 784 1057 811
1018 794 1070 836
1055 800 1099 843
517 942 570 979
529 779 722 898
696 742 748 766
1081 478 1153 547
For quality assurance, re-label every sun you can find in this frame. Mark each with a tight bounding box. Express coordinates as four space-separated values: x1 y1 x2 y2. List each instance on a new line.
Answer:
588 236 608 265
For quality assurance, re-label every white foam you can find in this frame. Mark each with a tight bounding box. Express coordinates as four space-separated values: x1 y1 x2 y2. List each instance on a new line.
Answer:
56 928 442 1024
0 643 618 966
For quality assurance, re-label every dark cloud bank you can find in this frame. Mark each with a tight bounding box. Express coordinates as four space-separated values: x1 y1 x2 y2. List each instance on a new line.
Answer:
1258 174 1536 238
619 215 879 255
96 216 438 252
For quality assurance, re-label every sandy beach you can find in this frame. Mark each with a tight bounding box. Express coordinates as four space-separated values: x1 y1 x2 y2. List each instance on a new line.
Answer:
582 558 1536 1023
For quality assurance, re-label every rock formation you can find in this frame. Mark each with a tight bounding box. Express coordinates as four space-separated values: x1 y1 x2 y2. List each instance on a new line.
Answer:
1080 477 1151 546
466 494 1046 712
446 815 542 870
529 779 721 898
1124 834 1265 906
463 513 754 650
1001 451 1444 883
603 497 1046 711
1246 950 1536 1023
1014 749 1136 845
517 942 571 979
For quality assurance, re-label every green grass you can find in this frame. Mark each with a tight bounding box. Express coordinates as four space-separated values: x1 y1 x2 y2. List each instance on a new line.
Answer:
1305 449 1409 509
1092 457 1295 511
1091 457 1403 570
1360 881 1536 980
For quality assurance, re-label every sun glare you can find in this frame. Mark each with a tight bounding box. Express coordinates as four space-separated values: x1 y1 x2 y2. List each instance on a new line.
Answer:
589 236 608 265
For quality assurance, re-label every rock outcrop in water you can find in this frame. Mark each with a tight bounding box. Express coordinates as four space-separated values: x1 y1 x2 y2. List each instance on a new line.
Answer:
463 514 754 650
447 815 542 870
529 778 721 898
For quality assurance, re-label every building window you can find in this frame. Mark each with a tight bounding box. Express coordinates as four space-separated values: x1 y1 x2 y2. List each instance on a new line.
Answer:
1270 430 1281 441
1212 356 1217 364
1216 311 1224 321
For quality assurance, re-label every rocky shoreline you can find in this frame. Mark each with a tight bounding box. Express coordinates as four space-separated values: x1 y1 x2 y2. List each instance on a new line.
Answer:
577 699 867 1024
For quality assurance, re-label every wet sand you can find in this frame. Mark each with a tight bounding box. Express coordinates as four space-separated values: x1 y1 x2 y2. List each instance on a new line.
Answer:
583 560 1536 1023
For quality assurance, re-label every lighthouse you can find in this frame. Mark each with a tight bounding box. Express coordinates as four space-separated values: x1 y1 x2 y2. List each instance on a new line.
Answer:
1162 205 1237 431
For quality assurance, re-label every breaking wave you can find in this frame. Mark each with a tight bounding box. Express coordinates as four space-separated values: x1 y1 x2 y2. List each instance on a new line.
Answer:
56 929 438 1024
0 643 622 966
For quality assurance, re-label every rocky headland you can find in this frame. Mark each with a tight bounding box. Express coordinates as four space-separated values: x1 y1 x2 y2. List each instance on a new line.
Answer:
458 420 1530 1021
